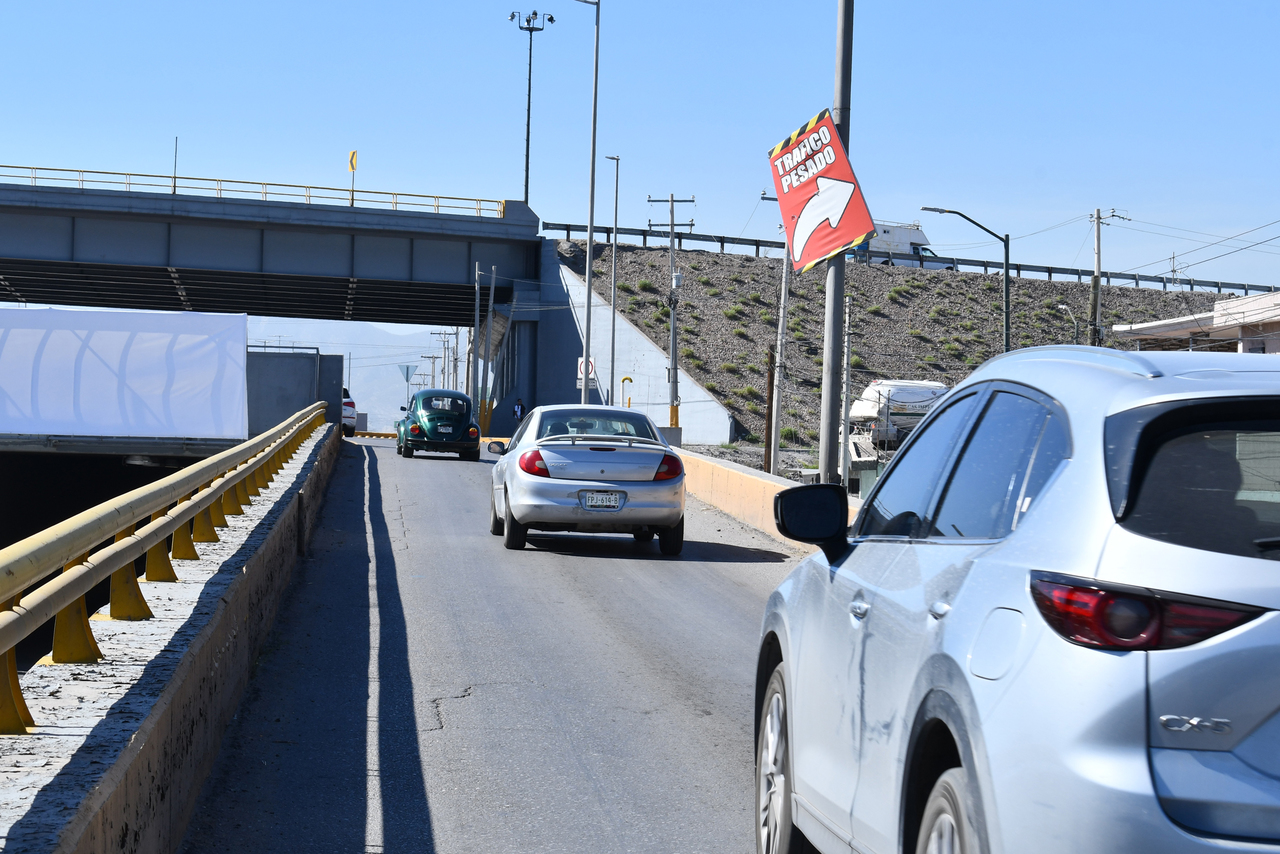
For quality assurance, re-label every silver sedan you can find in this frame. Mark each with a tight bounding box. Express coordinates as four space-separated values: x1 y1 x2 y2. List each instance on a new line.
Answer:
487 405 686 554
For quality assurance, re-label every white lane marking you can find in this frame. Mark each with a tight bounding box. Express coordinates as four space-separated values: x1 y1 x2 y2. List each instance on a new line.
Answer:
365 449 384 854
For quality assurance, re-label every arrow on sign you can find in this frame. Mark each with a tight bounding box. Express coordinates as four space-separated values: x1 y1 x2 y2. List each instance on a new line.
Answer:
791 177 856 262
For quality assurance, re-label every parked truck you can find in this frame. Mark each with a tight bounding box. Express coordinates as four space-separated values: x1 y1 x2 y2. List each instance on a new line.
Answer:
853 220 954 269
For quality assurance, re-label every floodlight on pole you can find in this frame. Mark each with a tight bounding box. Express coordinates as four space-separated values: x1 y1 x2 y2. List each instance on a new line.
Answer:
1058 304 1080 345
509 10 554 205
922 207 1011 353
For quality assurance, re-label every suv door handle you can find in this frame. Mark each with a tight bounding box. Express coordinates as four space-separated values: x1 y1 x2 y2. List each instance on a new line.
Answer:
849 598 871 620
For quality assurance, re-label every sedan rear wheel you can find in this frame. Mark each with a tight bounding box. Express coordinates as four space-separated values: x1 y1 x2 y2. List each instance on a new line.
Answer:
757 664 813 854
658 516 684 556
502 493 527 550
402 443 414 458
915 768 973 854
489 493 504 536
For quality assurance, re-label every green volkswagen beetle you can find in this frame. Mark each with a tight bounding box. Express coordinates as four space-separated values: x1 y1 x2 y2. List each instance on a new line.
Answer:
396 389 482 461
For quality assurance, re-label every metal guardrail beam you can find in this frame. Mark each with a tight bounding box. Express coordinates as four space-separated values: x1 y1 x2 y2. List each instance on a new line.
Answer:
0 164 505 218
0 403 328 733
544 221 1275 295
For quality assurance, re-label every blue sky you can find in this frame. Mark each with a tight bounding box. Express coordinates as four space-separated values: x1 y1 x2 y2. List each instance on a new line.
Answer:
3 1 1278 422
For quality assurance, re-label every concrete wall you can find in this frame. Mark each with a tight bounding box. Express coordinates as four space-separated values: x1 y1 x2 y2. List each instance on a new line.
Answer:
53 426 342 854
246 352 318 434
319 355 344 425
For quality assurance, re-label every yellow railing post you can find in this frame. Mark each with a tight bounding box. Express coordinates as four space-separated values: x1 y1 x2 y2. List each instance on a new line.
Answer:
243 465 261 498
0 594 35 732
108 527 153 621
222 481 244 516
253 459 268 491
192 488 219 543
171 496 199 560
144 512 178 583
235 473 252 505
208 484 229 528
52 554 104 662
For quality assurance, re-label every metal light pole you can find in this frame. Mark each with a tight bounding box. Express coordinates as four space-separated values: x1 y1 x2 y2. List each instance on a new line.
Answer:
574 0 600 405
606 154 620 405
648 193 695 429
922 207 1010 353
508 11 554 204
1058 304 1079 345
818 0 855 485
760 194 790 477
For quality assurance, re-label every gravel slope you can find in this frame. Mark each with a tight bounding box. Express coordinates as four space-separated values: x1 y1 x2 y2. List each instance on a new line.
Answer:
560 240 1220 470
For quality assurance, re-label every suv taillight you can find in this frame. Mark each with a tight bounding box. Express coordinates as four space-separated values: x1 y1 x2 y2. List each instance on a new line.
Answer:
653 454 683 481
519 449 550 477
1029 571 1263 651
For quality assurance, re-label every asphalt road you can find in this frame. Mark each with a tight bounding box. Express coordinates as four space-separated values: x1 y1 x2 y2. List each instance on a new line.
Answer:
179 438 802 854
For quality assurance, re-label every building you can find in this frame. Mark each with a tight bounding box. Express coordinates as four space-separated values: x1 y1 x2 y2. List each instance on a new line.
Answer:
1112 291 1280 353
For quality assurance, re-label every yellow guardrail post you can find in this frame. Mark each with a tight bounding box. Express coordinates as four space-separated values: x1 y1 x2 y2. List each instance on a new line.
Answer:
0 593 35 733
243 466 260 498
222 482 244 517
235 472 251 507
192 487 219 543
144 512 178 583
253 459 268 491
108 526 153 621
208 484 229 528
171 495 199 561
52 553 103 663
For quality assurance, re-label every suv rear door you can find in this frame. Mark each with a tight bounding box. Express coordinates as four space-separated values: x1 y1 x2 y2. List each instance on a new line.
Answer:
1098 397 1280 841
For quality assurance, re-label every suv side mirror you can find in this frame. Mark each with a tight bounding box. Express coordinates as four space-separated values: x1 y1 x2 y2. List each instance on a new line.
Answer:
400 406 407 412
487 441 507 455
775 484 850 564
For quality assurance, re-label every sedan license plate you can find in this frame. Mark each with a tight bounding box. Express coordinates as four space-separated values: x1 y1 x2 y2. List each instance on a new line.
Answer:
435 425 453 433
583 491 621 510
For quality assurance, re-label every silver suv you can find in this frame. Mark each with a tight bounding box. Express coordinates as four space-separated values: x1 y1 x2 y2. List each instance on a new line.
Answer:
758 347 1280 854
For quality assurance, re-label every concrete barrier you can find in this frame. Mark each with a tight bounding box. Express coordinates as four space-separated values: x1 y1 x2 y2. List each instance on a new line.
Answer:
681 449 862 543
50 426 342 854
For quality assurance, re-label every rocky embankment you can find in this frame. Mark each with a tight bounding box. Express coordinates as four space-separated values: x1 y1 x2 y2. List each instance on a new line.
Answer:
558 240 1219 473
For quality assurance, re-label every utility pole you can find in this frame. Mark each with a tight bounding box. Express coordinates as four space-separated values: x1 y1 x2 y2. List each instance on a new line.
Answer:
607 155 620 406
818 0 855 485
453 327 460 390
472 263 482 400
576 0 601 405
481 266 497 430
1088 208 1129 346
647 193 695 429
763 344 776 473
841 294 853 489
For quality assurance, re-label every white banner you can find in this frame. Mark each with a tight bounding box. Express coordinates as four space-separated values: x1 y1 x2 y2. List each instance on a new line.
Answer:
0 307 248 440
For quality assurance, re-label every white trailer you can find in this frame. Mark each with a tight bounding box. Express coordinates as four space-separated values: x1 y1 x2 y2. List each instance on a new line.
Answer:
862 220 954 269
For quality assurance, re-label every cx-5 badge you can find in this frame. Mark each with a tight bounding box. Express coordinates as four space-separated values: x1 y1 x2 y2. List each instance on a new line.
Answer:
1159 715 1232 734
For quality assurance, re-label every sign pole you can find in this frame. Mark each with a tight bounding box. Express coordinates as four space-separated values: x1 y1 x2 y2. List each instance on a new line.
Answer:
818 0 855 485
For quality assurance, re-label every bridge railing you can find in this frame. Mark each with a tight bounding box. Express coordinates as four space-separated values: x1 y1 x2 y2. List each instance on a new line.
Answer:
545 221 1275 296
0 402 329 734
0 164 506 218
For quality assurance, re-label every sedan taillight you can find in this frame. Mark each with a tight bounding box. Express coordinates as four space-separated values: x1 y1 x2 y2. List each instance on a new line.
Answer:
519 449 550 477
1029 571 1262 651
653 454 683 481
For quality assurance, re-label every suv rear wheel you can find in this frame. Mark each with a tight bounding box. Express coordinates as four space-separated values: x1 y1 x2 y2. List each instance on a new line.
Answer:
915 768 974 854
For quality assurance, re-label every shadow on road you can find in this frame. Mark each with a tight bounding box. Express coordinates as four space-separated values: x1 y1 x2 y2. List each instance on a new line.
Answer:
526 534 790 563
366 446 438 852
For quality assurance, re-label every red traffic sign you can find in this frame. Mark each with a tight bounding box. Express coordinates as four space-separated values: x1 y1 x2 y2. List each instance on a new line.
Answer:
768 109 875 273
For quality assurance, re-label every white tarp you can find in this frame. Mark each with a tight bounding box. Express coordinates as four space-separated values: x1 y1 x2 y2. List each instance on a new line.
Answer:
0 307 248 440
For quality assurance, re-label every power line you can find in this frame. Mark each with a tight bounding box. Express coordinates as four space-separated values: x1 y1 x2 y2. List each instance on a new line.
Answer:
1120 216 1280 273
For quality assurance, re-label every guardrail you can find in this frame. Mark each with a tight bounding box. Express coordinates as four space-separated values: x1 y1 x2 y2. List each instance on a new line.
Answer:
0 164 506 218
544 221 1275 295
0 403 328 733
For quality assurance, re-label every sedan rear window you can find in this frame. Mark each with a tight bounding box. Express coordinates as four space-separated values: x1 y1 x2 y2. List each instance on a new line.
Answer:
1111 399 1280 559
538 410 658 440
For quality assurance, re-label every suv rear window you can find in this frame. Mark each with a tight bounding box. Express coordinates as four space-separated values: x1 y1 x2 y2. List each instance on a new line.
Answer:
1110 399 1280 559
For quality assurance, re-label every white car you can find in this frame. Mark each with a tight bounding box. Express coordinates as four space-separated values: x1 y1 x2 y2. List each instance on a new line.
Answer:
759 347 1280 854
341 387 356 438
487 405 686 554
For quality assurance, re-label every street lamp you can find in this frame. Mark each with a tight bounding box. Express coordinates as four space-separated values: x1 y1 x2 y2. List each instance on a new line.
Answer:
575 0 600 405
1058 304 1079 345
508 11 554 205
606 154 620 405
922 207 1011 353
